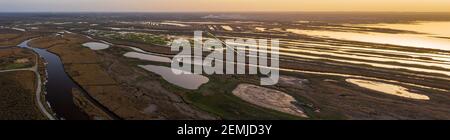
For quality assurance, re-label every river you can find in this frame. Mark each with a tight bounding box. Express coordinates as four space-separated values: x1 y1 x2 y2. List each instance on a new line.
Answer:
19 39 90 120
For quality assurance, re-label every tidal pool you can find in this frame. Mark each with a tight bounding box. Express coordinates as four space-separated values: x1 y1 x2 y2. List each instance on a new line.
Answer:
82 42 110 50
346 79 430 100
139 65 209 90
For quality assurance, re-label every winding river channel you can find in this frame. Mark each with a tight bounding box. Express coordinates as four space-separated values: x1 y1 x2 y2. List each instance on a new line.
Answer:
19 39 91 120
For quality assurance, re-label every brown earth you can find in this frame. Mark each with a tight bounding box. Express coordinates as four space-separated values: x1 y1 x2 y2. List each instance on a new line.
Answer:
98 48 216 119
35 33 214 120
0 29 40 47
0 48 35 70
0 71 46 120
275 74 450 120
29 33 92 49
72 88 113 120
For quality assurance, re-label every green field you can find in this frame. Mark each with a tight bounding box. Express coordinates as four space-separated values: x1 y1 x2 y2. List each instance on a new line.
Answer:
90 30 168 46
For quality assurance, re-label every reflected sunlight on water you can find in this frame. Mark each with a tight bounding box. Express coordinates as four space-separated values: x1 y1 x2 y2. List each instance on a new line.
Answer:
346 79 430 100
360 21 450 38
287 22 450 51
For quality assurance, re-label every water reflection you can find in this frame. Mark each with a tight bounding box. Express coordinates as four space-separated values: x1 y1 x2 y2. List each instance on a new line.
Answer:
139 65 209 90
19 40 89 120
82 42 110 50
287 28 450 51
360 21 450 38
346 79 430 100
124 52 172 63
287 22 450 51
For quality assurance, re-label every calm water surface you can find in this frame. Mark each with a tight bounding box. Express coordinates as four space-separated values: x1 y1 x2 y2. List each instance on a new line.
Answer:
288 21 450 51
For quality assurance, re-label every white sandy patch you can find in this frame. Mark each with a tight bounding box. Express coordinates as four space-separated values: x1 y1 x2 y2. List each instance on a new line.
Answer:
221 26 233 31
232 84 308 118
255 27 266 31
12 27 26 32
208 26 215 31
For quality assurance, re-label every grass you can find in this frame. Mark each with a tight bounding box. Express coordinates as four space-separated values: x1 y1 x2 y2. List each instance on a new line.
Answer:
112 33 167 46
161 74 303 120
0 63 31 70
91 30 168 46
113 45 306 120
0 30 41 46
0 71 46 120
109 42 345 120
0 48 35 70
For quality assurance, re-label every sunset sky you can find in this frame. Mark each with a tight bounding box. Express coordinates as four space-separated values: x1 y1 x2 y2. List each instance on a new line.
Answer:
1 0 450 12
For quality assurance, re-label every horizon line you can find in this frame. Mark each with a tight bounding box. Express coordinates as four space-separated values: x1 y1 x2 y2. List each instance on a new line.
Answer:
1 10 450 13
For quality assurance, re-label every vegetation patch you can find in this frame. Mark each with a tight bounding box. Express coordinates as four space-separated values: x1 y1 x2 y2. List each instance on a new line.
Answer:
0 48 35 70
0 71 45 120
88 30 169 46
163 75 304 120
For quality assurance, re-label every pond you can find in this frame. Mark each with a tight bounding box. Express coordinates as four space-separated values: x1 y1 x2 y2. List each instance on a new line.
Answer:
82 42 110 50
139 65 209 90
346 78 430 100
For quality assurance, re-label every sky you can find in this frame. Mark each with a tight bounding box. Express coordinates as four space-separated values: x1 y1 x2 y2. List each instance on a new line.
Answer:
1 0 450 12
